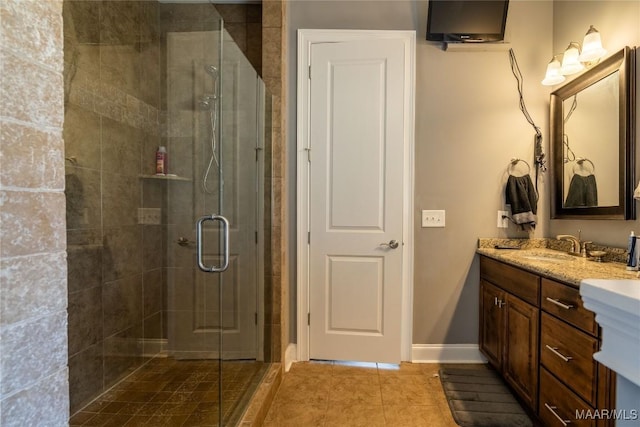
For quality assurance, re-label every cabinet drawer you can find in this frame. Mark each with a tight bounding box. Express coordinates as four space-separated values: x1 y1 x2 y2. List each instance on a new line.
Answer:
541 312 598 405
540 367 595 427
542 278 597 335
480 256 540 306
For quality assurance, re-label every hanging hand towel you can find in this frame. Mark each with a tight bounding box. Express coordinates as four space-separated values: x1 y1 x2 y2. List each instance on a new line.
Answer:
564 174 598 207
505 174 538 230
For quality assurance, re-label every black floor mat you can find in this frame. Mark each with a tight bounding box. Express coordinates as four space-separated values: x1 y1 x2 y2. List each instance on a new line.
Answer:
439 366 533 427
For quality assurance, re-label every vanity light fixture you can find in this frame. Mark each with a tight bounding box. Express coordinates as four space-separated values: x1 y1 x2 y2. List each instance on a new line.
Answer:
579 25 607 63
541 55 566 86
561 42 585 75
541 26 607 86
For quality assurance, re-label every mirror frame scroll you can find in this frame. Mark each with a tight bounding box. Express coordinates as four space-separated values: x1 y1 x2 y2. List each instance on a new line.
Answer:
550 46 636 220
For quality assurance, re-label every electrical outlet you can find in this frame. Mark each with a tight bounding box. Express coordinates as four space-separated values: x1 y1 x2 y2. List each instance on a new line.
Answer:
422 210 446 228
497 210 509 228
138 208 161 225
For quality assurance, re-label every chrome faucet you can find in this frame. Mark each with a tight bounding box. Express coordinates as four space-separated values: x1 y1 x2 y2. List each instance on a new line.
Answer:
557 231 592 257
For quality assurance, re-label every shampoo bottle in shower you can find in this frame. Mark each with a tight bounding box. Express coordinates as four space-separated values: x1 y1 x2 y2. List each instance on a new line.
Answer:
156 146 167 175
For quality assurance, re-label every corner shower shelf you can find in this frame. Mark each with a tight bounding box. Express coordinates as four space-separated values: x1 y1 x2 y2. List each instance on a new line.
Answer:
139 174 191 182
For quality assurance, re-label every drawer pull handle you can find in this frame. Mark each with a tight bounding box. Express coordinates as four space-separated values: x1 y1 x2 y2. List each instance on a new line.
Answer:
546 297 574 310
546 345 573 362
544 403 571 426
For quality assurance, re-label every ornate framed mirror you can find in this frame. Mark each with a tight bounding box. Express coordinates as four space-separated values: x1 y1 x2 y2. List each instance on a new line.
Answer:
550 46 636 219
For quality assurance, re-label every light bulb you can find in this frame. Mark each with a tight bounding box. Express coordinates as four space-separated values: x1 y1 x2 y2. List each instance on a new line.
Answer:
561 42 584 75
579 25 607 63
542 56 565 86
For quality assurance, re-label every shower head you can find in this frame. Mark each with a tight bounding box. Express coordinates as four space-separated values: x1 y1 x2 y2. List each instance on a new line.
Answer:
205 64 218 77
201 64 219 110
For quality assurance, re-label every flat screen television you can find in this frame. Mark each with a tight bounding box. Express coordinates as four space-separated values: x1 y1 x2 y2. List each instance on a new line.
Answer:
426 0 509 43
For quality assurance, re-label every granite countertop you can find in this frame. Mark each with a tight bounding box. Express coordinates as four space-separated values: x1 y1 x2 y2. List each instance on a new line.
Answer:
477 238 636 287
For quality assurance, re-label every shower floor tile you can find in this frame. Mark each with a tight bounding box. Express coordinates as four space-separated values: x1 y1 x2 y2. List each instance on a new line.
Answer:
69 358 264 427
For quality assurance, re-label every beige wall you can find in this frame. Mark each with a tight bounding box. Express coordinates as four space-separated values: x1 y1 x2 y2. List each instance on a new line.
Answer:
414 0 552 344
287 0 553 345
550 1 640 247
287 0 640 349
0 0 70 424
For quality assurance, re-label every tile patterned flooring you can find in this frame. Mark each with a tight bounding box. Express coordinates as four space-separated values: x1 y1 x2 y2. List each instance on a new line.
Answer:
68 358 265 427
263 361 459 427
68 359 461 426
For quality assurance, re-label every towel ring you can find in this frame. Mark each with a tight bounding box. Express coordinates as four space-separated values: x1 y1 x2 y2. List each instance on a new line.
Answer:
572 157 595 175
508 158 531 176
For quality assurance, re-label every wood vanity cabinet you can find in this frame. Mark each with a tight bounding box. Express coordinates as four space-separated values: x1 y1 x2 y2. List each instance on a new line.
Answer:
479 257 539 409
539 277 615 427
479 256 616 427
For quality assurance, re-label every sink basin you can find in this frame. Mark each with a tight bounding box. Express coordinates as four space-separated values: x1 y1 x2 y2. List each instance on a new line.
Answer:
517 252 575 263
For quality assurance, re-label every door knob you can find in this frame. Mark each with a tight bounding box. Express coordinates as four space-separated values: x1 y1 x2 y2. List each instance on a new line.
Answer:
380 240 399 249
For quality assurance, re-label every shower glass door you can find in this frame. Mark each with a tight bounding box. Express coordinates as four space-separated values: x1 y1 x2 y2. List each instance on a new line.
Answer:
217 28 266 424
165 11 265 425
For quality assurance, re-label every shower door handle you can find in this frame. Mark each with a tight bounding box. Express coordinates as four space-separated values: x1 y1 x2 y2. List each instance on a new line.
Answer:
196 214 230 272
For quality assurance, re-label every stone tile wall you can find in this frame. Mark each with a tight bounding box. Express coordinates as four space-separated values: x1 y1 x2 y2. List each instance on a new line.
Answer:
262 0 287 363
63 0 163 414
0 0 70 425
216 4 263 75
0 0 281 423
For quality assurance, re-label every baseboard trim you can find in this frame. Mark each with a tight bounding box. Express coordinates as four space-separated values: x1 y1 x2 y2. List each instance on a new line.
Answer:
411 344 487 363
140 338 168 358
284 343 297 372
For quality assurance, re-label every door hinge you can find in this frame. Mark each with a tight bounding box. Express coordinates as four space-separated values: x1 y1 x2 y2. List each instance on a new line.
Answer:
304 147 311 162
255 230 258 244
308 65 311 79
307 231 310 244
255 312 258 325
307 313 310 325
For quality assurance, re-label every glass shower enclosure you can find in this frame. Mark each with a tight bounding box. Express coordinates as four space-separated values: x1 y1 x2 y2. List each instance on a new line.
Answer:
63 1 271 425
162 16 270 425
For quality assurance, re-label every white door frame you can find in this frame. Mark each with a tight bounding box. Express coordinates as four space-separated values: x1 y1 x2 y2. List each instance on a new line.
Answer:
296 29 415 362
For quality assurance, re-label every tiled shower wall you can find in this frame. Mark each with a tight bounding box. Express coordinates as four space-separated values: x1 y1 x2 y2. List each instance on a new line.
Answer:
0 0 70 425
0 1 282 423
63 0 163 413
262 0 287 364
216 4 263 75
65 0 273 415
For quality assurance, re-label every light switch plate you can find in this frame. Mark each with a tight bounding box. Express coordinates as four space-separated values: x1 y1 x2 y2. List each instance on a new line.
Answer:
422 210 445 228
138 208 161 225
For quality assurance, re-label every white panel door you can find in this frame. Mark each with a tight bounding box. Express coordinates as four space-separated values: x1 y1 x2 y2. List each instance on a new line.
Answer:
308 39 406 364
